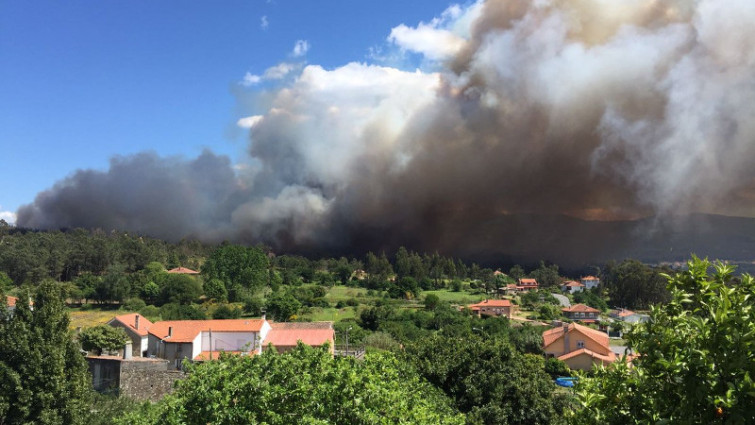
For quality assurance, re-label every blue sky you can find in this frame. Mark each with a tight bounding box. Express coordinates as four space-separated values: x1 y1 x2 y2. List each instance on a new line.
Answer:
0 0 458 223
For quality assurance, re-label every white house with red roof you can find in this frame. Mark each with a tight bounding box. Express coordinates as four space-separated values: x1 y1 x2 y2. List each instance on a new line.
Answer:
137 317 335 369
580 276 600 290
517 278 538 291
560 280 585 294
146 319 271 369
467 299 515 319
543 323 616 371
561 303 601 323
108 313 154 357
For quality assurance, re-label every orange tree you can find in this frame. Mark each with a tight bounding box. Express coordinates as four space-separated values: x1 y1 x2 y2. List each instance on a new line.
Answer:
571 257 755 424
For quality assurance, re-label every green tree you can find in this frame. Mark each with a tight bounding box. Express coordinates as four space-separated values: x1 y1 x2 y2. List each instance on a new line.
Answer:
203 278 228 302
212 304 241 319
600 259 670 309
0 281 91 424
572 257 755 424
531 261 560 288
117 344 463 425
265 291 302 322
404 334 565 425
201 244 269 300
79 325 128 355
160 274 202 305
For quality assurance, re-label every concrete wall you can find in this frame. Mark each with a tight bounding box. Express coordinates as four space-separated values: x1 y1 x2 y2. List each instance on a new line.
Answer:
544 330 610 357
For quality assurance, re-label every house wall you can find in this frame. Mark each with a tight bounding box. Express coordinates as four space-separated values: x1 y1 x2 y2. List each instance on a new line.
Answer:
109 320 144 356
544 331 610 357
582 279 599 289
479 306 512 319
200 331 258 353
88 357 121 394
562 353 599 371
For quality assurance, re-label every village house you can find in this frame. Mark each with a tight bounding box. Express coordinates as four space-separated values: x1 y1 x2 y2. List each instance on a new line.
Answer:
166 267 200 275
543 322 616 371
561 303 601 323
609 308 649 324
262 322 335 354
467 299 515 319
146 318 270 369
517 278 538 291
5 295 32 314
108 313 153 357
561 280 585 294
580 276 600 290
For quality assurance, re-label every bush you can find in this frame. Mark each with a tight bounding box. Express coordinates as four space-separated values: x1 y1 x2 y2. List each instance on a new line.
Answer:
242 297 264 316
121 297 146 312
160 303 206 320
363 332 400 352
212 304 242 319
544 357 570 378
80 325 128 355
138 305 160 321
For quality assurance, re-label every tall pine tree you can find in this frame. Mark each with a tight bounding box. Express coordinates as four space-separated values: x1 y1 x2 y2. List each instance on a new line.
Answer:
0 280 91 424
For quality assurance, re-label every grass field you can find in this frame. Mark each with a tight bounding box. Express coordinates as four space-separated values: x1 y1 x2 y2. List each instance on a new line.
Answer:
324 286 369 302
68 307 128 330
422 289 486 305
300 306 358 322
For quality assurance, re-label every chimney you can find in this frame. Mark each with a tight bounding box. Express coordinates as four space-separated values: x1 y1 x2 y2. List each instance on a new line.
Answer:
261 309 266 322
563 324 570 355
123 341 132 360
134 314 140 330
168 327 173 338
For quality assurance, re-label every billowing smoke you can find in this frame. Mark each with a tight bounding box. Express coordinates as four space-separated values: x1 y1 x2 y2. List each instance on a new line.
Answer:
17 0 755 264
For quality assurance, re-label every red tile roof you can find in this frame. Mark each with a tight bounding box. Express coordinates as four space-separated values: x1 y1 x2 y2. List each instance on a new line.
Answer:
194 351 256 361
562 280 585 287
468 299 512 311
612 309 636 317
562 303 601 313
111 313 153 337
581 276 599 281
519 278 538 285
149 319 265 343
166 267 200 275
542 323 610 351
6 296 17 307
264 322 334 348
557 347 616 364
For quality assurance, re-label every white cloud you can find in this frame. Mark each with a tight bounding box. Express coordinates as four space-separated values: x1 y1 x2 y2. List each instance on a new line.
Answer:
260 15 269 30
292 40 310 57
237 115 264 128
388 24 465 60
242 72 262 86
0 207 16 225
263 62 296 79
386 3 473 60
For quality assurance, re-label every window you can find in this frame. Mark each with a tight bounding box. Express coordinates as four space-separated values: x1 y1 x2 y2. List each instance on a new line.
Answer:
577 340 585 348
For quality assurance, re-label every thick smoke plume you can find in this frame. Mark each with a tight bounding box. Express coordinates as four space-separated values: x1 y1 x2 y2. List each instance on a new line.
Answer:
17 0 755 265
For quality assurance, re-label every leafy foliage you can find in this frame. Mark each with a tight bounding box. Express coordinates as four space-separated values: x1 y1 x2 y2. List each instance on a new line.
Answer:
117 344 464 425
0 281 91 424
79 325 128 355
404 334 566 425
600 259 670 309
572 257 755 424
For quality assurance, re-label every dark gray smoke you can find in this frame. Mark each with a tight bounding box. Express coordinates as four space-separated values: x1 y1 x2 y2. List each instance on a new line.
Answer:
17 0 755 264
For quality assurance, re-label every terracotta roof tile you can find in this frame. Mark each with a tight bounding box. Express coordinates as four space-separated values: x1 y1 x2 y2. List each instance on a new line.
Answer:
519 278 538 285
542 323 610 352
149 319 265 343
111 313 153 337
557 348 616 364
6 296 17 307
264 322 334 348
562 280 585 287
194 351 256 361
166 267 200 275
562 303 601 313
468 299 512 310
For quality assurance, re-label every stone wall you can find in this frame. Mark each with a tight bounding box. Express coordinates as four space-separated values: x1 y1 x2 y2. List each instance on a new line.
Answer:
120 361 184 401
87 356 185 402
